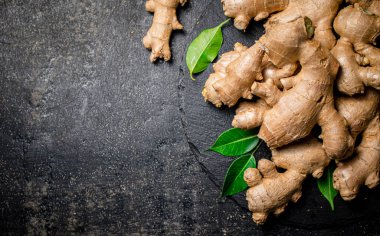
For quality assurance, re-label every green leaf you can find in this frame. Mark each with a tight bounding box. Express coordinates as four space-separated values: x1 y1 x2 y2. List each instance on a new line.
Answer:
221 153 256 197
317 162 338 211
209 128 259 156
186 19 230 80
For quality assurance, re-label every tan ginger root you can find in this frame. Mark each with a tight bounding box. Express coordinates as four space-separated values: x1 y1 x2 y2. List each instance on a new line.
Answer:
333 114 380 201
336 88 380 140
245 160 305 224
255 18 353 160
200 0 380 225
244 138 330 224
202 42 265 107
232 99 270 130
232 78 282 129
332 4 380 95
203 0 342 108
333 89 380 201
143 0 187 62
221 0 289 30
203 42 287 108
205 41 283 128
206 17 354 160
221 0 342 49
202 18 299 108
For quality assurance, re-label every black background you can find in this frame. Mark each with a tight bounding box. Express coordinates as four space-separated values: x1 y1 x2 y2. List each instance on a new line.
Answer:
1 0 379 235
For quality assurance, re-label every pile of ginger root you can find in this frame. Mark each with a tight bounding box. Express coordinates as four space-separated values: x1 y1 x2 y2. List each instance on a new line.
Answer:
202 0 380 224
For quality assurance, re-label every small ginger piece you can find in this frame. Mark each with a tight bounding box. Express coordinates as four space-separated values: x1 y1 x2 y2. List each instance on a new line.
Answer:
333 114 380 201
251 79 282 107
143 0 187 62
221 0 289 30
261 60 299 88
336 88 380 139
245 138 330 224
332 4 380 95
202 42 265 107
267 0 342 50
272 138 331 178
232 100 270 130
232 71 285 130
245 160 305 224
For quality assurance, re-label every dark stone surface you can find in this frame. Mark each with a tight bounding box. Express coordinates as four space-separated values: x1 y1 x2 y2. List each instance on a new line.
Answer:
0 0 379 235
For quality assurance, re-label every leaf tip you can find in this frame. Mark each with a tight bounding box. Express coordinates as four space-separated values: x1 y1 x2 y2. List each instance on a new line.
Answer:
329 200 335 211
207 147 215 152
219 18 231 28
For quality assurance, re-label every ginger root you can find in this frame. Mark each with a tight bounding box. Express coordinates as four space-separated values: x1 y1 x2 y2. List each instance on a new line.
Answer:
232 99 270 130
222 0 342 49
196 0 380 225
203 0 342 108
143 0 187 62
332 4 380 95
221 0 288 30
207 17 354 160
245 161 305 224
255 18 353 160
327 3 380 202
333 114 380 201
336 88 380 139
202 42 265 107
245 138 330 224
333 89 380 201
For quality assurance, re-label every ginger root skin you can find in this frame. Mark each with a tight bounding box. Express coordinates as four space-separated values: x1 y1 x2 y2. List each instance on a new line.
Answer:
333 89 380 201
201 0 380 225
202 42 265 107
266 0 342 50
333 114 380 201
204 0 342 108
272 138 331 178
221 0 289 30
256 18 353 160
336 88 380 139
332 4 380 95
245 138 330 224
222 0 342 49
143 0 187 62
232 99 270 130
245 160 305 224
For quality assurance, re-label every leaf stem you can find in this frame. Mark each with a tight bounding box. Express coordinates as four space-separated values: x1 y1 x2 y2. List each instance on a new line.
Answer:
190 73 196 81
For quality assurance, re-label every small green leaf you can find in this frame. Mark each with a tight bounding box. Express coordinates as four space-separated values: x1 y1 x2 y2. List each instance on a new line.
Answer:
186 19 230 80
221 153 256 197
209 128 259 156
317 162 338 211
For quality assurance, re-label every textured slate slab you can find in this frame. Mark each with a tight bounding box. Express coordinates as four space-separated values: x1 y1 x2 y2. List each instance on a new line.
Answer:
0 0 379 235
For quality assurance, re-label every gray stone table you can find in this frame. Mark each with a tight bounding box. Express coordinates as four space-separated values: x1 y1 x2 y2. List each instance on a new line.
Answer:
1 0 379 235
